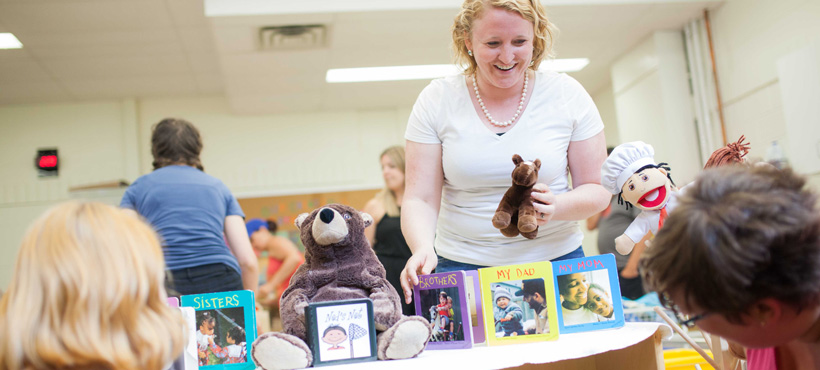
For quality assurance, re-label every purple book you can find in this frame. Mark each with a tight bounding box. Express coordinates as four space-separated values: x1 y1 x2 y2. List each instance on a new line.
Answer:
464 270 485 344
413 271 473 349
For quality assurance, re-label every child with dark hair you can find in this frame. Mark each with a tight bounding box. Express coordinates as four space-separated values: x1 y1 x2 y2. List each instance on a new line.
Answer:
196 313 217 365
641 165 820 368
213 325 247 364
121 118 258 296
586 283 614 319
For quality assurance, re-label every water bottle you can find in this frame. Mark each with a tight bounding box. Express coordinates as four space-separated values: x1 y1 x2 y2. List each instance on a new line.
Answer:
766 140 789 169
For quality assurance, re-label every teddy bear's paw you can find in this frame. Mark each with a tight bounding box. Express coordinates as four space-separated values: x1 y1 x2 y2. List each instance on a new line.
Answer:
520 230 538 239
492 211 511 229
252 332 312 370
377 316 432 361
500 224 520 237
518 216 537 233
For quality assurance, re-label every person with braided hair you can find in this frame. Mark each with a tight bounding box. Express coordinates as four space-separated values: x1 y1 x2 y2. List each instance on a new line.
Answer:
121 118 258 296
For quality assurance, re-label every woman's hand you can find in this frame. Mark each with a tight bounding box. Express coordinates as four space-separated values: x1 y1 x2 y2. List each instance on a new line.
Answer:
531 183 557 226
399 248 438 304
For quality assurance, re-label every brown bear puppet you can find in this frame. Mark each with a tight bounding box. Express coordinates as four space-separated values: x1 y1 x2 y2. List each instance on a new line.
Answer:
492 154 542 239
251 204 431 369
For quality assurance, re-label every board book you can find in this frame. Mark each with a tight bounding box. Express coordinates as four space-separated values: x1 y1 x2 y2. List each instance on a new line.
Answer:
477 261 559 346
552 254 625 333
304 298 378 366
180 290 257 369
413 270 473 349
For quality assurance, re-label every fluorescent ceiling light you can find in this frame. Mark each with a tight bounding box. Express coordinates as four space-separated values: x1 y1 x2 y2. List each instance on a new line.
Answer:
0 33 23 49
326 58 589 83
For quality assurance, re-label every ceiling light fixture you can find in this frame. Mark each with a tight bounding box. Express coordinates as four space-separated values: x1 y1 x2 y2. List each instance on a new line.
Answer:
326 58 590 83
0 33 23 49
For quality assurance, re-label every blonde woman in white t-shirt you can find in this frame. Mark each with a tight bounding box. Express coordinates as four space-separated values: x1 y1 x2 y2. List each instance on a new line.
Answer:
399 0 609 305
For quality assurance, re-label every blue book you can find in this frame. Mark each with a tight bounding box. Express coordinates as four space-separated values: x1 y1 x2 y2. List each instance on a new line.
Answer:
180 290 257 369
552 254 625 333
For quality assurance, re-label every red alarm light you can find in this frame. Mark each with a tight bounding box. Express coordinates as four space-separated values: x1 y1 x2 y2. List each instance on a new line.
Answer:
36 149 59 177
38 155 58 168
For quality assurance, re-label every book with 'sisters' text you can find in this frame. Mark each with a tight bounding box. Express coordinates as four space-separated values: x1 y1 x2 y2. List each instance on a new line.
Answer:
180 290 257 369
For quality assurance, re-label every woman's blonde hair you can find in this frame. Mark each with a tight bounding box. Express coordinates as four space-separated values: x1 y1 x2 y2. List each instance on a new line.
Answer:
0 202 186 370
452 0 557 76
377 146 406 218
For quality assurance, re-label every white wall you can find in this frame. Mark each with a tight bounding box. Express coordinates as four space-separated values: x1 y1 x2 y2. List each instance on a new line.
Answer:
610 31 701 186
710 0 820 185
0 97 409 289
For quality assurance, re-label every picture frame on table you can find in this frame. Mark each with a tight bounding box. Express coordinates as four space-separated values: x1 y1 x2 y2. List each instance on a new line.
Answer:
304 298 378 367
413 270 473 349
478 261 559 346
552 254 625 334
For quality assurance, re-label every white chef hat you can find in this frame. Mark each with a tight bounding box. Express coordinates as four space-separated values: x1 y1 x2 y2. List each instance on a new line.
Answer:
601 141 656 195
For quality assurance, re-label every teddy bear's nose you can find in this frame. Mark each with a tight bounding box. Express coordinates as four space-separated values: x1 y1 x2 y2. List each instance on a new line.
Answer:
319 208 335 224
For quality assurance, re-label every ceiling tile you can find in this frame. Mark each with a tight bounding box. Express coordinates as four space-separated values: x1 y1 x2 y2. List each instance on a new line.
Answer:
0 1 173 33
0 60 54 83
0 81 71 104
20 29 182 58
42 54 192 80
64 74 198 99
177 26 217 53
166 0 208 27
194 73 224 94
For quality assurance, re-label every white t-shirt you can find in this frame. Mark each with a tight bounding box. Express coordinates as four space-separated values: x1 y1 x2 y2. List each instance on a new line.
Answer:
405 70 604 265
562 306 602 326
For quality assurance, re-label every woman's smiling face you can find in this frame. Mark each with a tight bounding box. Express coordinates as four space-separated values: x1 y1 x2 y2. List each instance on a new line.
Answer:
465 6 533 90
562 273 589 306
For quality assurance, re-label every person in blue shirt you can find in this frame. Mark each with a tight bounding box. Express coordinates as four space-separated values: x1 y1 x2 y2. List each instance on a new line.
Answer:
120 118 258 295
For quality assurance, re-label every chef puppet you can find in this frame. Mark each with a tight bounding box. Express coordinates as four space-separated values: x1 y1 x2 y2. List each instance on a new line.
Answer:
601 141 679 255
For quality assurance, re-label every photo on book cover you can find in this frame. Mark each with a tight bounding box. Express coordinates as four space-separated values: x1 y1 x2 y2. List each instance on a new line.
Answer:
180 290 257 369
413 271 473 349
477 261 559 346
305 298 378 367
552 254 625 334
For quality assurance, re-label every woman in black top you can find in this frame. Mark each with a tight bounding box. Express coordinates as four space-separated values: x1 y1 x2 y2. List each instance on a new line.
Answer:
363 146 415 315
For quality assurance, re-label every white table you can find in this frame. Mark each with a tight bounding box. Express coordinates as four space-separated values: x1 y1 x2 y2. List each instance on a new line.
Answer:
328 322 671 370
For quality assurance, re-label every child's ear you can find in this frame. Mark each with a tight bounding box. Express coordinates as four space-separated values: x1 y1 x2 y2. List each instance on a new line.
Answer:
748 298 782 327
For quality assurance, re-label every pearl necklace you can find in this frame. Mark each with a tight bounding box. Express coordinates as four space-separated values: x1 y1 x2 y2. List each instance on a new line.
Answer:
472 72 528 127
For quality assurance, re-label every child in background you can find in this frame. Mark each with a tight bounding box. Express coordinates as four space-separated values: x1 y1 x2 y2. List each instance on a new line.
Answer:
641 166 820 369
493 287 525 337
0 202 187 370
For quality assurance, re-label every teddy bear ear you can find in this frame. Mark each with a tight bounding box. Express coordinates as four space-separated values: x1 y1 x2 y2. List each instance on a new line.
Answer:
534 158 541 170
359 212 374 227
512 154 523 165
294 213 310 229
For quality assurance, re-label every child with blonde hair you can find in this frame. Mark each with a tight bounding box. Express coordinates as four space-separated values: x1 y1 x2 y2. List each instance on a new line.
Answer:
0 201 187 370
